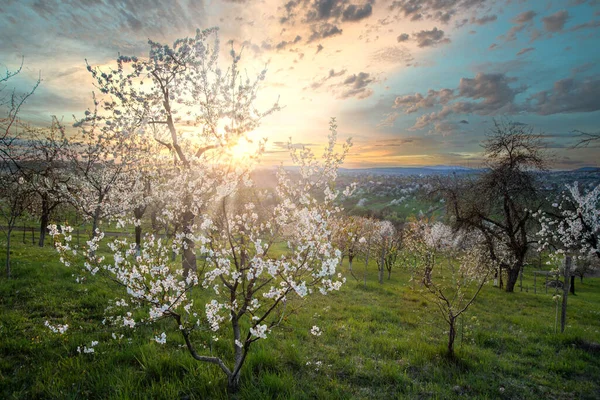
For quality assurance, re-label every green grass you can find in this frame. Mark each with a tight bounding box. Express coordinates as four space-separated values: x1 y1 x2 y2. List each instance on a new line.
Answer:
1 235 600 399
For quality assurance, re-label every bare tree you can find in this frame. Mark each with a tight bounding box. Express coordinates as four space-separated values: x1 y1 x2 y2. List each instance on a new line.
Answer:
572 130 600 149
440 119 547 292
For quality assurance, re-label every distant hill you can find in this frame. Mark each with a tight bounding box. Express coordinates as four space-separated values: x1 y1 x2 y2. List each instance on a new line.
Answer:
571 167 600 173
338 166 480 176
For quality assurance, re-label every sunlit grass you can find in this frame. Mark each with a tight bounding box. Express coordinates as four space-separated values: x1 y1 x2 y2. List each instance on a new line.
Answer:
1 233 599 399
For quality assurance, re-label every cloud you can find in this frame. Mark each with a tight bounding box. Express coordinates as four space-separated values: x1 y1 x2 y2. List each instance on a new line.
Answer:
397 33 410 42
316 44 324 53
527 76 600 115
336 72 375 99
516 47 535 56
470 14 497 25
373 138 415 147
387 72 527 132
342 3 373 21
306 68 347 90
413 27 450 48
275 35 302 50
385 71 600 133
388 0 489 24
501 10 537 42
370 46 413 64
571 62 595 75
0 1 210 62
308 23 343 42
280 0 373 41
272 141 316 150
393 89 454 113
569 19 600 31
513 10 537 24
542 10 569 32
457 73 525 108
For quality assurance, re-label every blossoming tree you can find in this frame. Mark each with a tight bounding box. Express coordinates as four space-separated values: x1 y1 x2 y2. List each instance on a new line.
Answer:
405 219 494 357
537 182 600 260
52 121 350 391
84 27 279 277
535 182 600 332
50 27 353 391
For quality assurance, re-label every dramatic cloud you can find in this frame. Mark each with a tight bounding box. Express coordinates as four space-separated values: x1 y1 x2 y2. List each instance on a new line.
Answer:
280 0 374 40
386 70 600 134
336 72 375 99
393 89 454 113
528 76 600 115
542 10 570 32
342 3 373 21
457 73 524 108
413 27 450 48
388 0 490 24
388 73 527 132
308 23 343 42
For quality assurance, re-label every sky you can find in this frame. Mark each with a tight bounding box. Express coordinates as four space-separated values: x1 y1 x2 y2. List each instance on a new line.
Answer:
1 0 599 169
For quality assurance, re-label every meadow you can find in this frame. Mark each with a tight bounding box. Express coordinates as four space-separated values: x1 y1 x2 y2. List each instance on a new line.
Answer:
1 232 599 399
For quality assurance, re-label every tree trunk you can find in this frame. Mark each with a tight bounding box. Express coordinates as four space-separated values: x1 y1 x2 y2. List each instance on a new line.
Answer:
227 372 241 393
348 254 354 272
151 209 159 232
570 275 575 295
505 266 521 292
364 242 370 288
181 208 196 278
228 316 244 393
92 205 101 238
447 316 456 358
561 256 572 333
135 225 142 253
5 229 11 278
39 197 50 247
378 249 385 285
133 205 145 254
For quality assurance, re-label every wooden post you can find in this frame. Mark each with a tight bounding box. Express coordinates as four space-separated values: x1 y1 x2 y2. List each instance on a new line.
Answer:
561 256 572 333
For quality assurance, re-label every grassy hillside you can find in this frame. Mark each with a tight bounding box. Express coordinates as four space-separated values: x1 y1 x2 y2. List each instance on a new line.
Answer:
1 235 599 399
